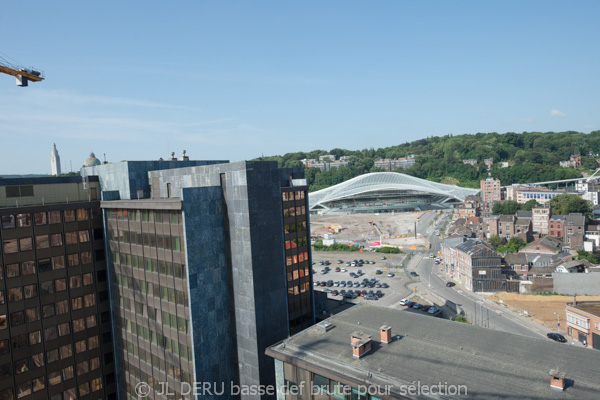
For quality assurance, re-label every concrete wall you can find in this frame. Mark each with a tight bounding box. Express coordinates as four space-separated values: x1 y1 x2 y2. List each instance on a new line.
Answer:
553 273 600 295
0 177 99 207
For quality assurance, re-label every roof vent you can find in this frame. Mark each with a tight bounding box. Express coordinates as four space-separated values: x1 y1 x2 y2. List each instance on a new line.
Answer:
317 321 335 333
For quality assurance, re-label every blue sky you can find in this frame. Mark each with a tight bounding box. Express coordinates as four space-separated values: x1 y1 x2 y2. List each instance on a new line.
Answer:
1 1 599 174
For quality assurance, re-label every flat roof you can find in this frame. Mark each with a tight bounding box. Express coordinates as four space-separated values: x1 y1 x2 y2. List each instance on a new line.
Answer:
567 302 600 318
267 303 600 399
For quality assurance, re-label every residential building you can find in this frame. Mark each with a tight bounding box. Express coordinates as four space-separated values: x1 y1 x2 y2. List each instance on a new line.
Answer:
453 201 480 220
532 205 551 235
50 144 61 176
373 155 416 171
565 299 600 350
462 158 477 166
0 177 117 400
83 159 315 400
549 215 565 240
444 239 517 292
483 215 499 238
480 176 501 203
563 214 586 250
483 158 494 170
498 215 515 239
266 303 600 399
520 236 565 255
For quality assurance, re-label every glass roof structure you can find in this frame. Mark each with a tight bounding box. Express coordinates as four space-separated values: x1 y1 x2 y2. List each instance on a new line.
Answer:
309 172 480 213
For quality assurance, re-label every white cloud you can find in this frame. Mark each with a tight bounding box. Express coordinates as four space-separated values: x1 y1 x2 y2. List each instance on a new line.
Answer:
550 109 566 117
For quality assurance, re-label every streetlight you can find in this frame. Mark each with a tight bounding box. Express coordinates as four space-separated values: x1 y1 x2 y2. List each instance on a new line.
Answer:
554 312 560 333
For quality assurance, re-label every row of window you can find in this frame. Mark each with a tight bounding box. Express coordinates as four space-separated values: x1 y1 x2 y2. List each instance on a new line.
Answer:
107 209 180 224
1 208 94 230
122 361 192 400
286 252 309 266
282 191 305 201
122 336 191 378
286 266 310 282
112 253 186 278
567 313 590 329
0 344 100 380
114 274 189 306
111 230 185 252
1 230 95 255
1 254 92 279
284 221 307 234
283 206 306 218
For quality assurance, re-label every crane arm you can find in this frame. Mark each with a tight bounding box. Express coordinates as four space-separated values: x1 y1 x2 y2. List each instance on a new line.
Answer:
0 65 44 81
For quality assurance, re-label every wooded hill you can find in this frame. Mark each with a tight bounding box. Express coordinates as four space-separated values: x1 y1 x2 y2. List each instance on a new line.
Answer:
254 131 600 192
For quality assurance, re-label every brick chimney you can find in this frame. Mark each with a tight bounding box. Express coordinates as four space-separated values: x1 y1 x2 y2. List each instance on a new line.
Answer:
549 370 566 391
380 325 392 343
350 332 372 358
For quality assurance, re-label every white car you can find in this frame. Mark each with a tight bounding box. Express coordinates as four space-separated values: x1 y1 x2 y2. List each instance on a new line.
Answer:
399 298 409 306
341 268 347 272
428 307 438 314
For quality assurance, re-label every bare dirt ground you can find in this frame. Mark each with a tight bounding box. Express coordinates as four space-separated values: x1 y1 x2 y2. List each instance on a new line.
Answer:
484 293 600 332
311 212 428 248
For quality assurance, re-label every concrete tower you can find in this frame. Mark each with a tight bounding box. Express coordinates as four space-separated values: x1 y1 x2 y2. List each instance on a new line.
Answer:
51 143 61 176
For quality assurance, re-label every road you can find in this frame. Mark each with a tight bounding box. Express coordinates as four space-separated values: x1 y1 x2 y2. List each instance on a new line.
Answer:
409 211 549 339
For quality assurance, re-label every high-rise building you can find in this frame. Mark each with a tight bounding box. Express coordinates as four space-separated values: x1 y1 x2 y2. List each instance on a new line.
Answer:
0 176 116 400
479 175 501 203
50 144 61 176
82 158 314 400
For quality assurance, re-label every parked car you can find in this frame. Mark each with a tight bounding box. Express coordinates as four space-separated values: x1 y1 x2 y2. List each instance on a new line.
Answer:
412 303 422 309
314 281 320 286
410 271 419 277
341 268 347 272
338 259 344 264
335 267 341 272
406 301 415 308
399 298 409 306
421 305 431 312
375 270 382 275
333 281 340 287
375 290 383 298
547 333 567 343
365 294 377 300
381 256 386 260
446 282 456 287
387 272 395 277
381 283 389 288
331 290 339 296
343 293 355 299
428 307 438 314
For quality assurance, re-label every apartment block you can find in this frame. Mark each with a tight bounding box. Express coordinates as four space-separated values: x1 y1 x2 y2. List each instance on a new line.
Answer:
83 159 314 400
480 176 501 202
0 177 116 400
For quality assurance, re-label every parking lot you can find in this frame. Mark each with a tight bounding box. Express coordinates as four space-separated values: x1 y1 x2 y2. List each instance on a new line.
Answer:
311 251 410 307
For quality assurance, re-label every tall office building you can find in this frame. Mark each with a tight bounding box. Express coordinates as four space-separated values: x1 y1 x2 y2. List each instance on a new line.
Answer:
50 144 61 177
83 158 314 400
0 177 116 400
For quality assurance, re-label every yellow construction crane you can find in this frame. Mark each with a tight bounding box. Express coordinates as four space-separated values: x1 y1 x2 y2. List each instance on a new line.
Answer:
0 53 44 86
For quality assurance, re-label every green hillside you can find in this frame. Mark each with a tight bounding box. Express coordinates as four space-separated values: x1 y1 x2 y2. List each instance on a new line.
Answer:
254 131 600 192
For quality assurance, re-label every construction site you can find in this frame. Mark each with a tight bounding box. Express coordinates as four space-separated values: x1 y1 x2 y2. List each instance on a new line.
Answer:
310 211 430 250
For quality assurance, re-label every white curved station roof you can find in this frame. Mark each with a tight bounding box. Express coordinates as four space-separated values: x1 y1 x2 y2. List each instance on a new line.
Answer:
309 172 480 210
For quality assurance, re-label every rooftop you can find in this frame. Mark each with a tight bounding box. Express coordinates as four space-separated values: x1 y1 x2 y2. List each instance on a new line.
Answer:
568 301 600 317
267 304 600 400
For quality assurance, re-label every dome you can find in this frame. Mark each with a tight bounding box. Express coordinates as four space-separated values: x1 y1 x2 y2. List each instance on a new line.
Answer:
84 152 101 167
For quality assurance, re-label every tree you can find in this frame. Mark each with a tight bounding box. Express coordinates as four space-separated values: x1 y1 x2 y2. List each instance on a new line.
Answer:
499 237 526 254
576 250 600 264
550 193 594 218
488 235 504 250
521 199 540 211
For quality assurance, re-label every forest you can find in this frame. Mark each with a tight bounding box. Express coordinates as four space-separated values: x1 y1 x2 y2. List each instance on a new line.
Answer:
254 131 600 192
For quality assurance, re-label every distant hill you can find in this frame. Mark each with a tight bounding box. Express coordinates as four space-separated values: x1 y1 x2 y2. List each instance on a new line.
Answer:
0 174 47 179
0 172 80 179
253 130 600 191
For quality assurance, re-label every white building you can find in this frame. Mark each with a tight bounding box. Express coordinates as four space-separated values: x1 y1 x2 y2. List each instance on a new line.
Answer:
51 143 61 176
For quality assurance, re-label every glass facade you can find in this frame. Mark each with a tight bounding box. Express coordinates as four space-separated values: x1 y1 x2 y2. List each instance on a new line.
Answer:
282 189 313 335
105 208 193 400
0 204 115 400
